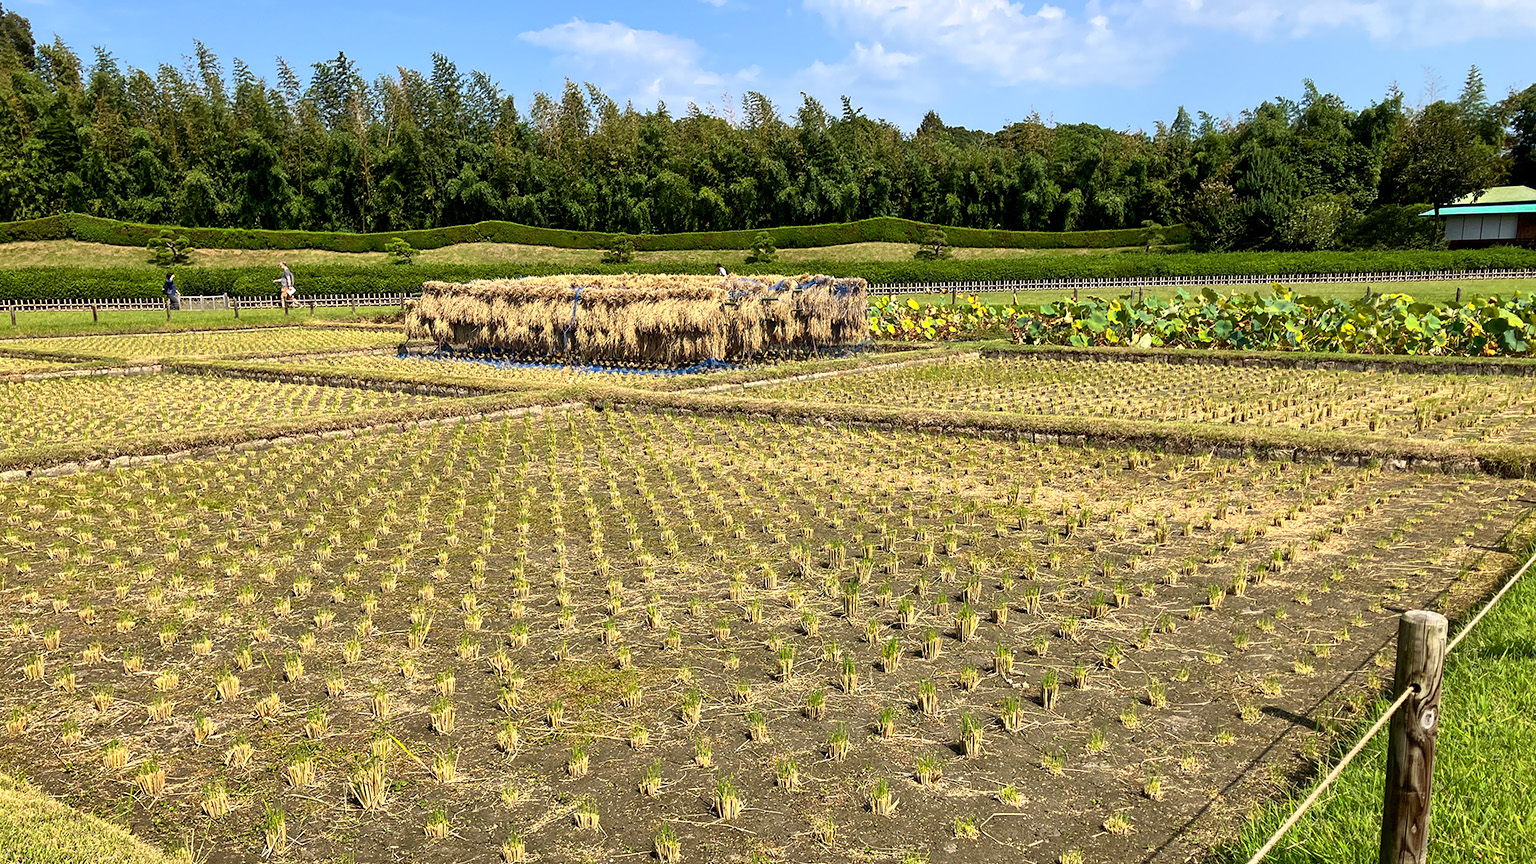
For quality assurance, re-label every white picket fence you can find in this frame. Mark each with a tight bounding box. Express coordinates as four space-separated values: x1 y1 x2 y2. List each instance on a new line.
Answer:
0 293 415 313
868 268 1536 296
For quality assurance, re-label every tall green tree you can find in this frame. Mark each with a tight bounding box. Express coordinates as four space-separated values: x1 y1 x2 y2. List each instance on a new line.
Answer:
0 3 1522 253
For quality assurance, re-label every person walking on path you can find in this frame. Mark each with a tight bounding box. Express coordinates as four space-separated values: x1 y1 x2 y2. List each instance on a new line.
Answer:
274 263 296 309
162 272 180 310
716 263 728 277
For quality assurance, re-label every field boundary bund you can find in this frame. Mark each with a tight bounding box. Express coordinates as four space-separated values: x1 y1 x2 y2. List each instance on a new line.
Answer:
0 389 580 479
978 343 1536 376
677 351 978 394
586 389 1531 476
0 363 162 382
21 403 586 479
0 398 586 482
167 361 491 398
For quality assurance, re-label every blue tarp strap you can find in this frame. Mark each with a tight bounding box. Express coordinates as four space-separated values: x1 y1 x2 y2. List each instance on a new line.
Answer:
562 286 585 354
772 279 793 291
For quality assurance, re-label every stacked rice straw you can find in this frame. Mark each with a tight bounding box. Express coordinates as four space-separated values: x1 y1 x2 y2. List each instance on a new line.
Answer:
408 274 869 366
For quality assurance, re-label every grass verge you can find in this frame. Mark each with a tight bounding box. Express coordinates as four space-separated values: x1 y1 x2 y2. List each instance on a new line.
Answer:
0 772 172 864
0 307 400 339
1224 534 1536 863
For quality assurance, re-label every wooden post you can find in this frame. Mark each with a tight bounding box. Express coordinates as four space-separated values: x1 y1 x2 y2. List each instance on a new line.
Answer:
284 300 290 316
91 303 98 323
166 298 172 321
233 297 240 320
950 283 957 306
309 300 315 316
7 306 13 327
1379 609 1447 864
351 298 357 317
1455 285 1462 304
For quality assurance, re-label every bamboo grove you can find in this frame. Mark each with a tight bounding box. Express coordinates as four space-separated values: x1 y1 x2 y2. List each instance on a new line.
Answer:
0 3 1531 250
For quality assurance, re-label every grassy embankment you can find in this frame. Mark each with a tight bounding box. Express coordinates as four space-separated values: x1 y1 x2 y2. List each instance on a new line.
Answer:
0 772 174 863
0 239 1143 270
0 306 399 339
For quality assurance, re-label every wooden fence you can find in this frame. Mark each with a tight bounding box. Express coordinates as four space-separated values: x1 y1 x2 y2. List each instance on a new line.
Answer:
1 293 415 313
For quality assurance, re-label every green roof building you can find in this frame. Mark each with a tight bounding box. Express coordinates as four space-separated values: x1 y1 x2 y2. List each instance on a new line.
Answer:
1420 185 1536 249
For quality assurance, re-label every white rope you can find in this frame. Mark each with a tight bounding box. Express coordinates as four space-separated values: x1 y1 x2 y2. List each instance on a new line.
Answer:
1447 542 1536 654
1245 535 1536 863
1243 687 1414 864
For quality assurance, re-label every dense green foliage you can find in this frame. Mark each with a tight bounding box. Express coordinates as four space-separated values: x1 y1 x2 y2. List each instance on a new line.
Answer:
874 285 1536 356
0 3 1525 249
3 247 1534 301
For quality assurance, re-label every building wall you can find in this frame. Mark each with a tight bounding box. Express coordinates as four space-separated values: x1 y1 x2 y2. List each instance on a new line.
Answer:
1444 214 1520 243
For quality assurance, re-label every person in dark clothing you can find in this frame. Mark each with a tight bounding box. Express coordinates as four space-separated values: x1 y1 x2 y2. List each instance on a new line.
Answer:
162 272 180 310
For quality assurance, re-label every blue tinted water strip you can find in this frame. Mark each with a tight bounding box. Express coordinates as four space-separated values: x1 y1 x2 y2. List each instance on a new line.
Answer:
401 353 743 377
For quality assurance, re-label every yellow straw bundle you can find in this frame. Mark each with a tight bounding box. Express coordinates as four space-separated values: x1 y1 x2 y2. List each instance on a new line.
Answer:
407 274 868 365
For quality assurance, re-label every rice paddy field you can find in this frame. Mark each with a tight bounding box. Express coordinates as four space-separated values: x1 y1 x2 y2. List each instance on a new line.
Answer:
0 355 80 374
0 323 1531 864
743 353 1536 444
0 327 402 361
0 375 450 451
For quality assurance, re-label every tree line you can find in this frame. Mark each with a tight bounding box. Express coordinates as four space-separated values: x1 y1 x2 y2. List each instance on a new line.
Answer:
0 3 1530 251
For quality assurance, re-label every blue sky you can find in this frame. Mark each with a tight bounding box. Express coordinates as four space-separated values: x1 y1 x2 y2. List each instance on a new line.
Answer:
11 0 1532 132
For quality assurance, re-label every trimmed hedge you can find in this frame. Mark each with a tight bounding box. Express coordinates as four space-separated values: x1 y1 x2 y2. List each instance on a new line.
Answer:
0 216 71 243
620 217 1186 251
0 213 1185 253
851 247 1536 283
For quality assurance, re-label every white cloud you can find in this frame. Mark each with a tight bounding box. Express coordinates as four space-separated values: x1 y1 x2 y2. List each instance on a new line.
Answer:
1150 0 1536 45
518 19 731 104
801 0 1536 98
804 41 920 87
803 0 1158 86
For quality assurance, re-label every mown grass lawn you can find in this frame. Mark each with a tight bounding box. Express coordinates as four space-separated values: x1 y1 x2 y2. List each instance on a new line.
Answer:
0 307 399 339
0 772 171 864
0 239 1137 270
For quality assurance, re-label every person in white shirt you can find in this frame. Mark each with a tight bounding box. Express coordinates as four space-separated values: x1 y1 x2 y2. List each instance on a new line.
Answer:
274 263 296 308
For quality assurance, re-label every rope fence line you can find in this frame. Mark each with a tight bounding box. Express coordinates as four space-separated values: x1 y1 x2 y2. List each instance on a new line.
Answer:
1445 540 1536 654
1243 534 1536 863
1244 688 1415 864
